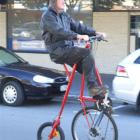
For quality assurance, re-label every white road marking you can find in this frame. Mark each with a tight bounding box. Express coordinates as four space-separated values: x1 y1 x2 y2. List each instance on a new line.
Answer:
111 97 116 101
72 105 127 117
112 114 119 117
73 111 78 114
73 110 119 117
113 105 127 110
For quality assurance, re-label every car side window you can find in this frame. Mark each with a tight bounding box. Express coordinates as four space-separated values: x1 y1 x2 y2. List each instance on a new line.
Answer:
0 49 19 66
134 56 140 64
0 60 5 66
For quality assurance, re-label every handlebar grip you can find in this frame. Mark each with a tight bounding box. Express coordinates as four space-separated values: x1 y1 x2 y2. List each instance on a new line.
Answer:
89 36 108 42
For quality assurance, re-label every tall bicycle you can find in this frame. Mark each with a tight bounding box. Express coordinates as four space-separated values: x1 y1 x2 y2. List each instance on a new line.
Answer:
37 37 118 140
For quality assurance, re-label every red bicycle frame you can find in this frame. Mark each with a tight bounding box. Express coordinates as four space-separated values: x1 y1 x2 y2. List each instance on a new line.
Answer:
48 42 104 140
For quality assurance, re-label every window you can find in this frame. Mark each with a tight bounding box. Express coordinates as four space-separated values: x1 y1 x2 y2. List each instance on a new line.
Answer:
11 0 48 10
0 49 22 66
7 0 48 52
0 0 7 10
134 56 140 64
7 0 93 52
130 16 140 49
131 16 140 34
8 10 46 52
66 0 93 26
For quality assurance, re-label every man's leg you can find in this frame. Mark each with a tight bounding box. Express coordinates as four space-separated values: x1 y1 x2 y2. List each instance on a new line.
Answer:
50 46 105 97
63 47 106 97
81 52 106 97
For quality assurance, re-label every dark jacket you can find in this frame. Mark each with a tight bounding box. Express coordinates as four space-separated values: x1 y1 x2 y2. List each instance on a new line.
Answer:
40 7 96 52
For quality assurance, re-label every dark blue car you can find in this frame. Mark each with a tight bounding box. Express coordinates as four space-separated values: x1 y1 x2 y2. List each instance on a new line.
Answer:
0 46 68 106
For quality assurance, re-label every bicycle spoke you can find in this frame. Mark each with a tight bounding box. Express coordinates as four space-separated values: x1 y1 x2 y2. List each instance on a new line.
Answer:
72 107 118 140
40 127 61 140
37 122 65 140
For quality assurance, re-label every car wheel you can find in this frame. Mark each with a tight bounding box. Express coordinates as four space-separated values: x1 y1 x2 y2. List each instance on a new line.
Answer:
1 81 24 106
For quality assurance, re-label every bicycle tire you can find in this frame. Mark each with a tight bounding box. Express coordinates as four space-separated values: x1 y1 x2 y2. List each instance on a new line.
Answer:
37 122 65 140
71 106 118 140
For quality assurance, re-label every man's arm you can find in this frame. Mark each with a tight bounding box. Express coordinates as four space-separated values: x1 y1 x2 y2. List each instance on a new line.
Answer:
70 17 96 36
40 13 77 40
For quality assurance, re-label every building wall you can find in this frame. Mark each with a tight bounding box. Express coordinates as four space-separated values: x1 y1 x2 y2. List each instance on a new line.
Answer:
17 12 130 74
0 12 6 48
93 12 129 74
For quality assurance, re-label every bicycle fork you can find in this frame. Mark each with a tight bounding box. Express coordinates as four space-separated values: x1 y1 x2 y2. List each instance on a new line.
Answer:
48 64 78 140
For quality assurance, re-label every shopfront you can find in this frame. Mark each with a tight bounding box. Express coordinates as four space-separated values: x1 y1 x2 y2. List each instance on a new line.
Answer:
6 0 93 53
1 0 140 74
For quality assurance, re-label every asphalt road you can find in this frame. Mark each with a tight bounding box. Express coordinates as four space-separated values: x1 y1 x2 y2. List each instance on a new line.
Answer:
0 99 140 140
1 74 140 140
69 73 115 97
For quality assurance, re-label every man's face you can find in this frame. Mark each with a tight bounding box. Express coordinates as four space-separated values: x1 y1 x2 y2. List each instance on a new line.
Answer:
55 0 65 11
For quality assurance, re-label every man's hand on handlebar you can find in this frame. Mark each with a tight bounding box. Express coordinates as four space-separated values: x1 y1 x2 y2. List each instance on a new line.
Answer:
77 35 89 42
75 33 107 49
96 32 107 41
76 32 107 42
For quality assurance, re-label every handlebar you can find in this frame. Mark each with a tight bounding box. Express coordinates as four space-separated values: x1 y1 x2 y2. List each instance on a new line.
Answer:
74 35 108 49
89 36 108 42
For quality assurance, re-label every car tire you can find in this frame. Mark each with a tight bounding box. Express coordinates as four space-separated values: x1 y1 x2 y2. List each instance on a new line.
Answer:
1 81 25 106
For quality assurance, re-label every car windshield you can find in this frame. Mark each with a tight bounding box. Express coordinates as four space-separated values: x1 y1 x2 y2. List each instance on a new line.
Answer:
0 49 25 66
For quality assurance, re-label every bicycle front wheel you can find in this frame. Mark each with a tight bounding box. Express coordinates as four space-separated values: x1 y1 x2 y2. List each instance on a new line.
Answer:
71 106 118 140
37 122 65 140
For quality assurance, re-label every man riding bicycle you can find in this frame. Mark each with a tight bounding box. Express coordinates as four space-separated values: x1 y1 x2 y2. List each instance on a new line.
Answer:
40 0 106 98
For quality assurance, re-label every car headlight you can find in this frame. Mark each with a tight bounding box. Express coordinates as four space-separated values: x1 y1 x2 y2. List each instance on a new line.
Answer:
33 75 54 83
66 76 69 81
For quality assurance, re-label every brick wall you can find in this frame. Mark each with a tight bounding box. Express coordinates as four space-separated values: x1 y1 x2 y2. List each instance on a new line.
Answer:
93 12 129 74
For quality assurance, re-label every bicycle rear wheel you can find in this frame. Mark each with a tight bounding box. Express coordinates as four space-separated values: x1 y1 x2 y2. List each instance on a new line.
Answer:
71 106 118 140
37 122 65 140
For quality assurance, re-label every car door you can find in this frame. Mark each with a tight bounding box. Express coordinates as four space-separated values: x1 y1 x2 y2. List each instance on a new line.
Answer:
126 55 140 102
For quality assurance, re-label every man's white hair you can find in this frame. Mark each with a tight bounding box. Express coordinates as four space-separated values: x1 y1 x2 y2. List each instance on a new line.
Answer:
48 0 66 12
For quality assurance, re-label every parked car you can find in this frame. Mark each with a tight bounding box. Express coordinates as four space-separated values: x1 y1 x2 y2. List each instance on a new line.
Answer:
113 49 140 109
0 46 68 106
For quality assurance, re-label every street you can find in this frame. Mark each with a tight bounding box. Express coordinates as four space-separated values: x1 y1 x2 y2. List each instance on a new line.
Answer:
1 1 140 140
0 98 140 140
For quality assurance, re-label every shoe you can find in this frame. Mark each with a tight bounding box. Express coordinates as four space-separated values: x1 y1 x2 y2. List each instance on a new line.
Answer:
92 94 105 100
89 86 107 98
